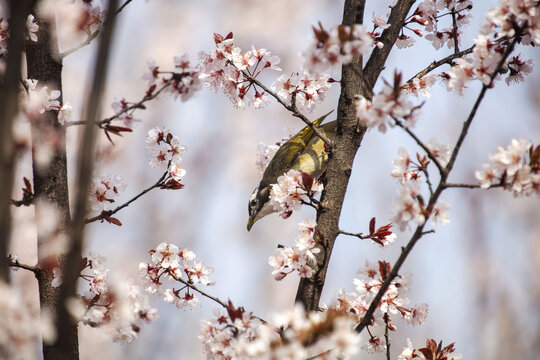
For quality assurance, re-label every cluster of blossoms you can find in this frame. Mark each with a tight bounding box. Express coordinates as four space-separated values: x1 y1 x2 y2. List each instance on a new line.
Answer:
38 0 104 45
198 32 281 109
23 79 73 123
398 338 462 360
390 144 451 231
475 138 540 196
139 242 214 310
356 74 422 132
62 253 158 343
0 281 55 359
143 54 202 102
268 218 320 280
271 71 332 112
89 173 126 213
334 261 428 354
270 170 323 219
403 74 438 98
146 127 187 189
200 302 361 360
397 0 473 49
443 0 537 95
303 22 375 74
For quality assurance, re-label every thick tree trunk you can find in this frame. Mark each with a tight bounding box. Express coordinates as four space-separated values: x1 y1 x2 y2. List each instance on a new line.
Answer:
295 0 417 311
25 3 79 359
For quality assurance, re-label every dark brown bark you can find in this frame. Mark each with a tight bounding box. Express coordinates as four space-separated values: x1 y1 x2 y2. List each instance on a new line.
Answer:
0 0 33 282
25 2 78 359
295 0 417 311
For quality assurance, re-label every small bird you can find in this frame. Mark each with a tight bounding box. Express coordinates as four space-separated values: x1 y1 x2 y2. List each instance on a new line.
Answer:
247 111 336 231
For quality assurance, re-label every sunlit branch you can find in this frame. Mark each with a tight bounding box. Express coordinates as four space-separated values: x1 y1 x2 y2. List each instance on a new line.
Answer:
85 170 169 224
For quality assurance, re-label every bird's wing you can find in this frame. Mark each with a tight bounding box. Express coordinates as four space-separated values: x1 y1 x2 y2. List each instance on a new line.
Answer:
261 111 333 186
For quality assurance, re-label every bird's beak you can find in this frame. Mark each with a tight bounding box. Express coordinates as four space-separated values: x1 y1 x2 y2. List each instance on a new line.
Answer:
247 216 254 231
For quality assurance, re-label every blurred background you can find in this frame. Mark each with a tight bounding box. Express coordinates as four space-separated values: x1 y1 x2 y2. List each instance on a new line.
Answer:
10 0 540 359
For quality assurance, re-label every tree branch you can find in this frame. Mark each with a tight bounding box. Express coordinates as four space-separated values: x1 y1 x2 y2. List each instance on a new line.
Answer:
85 170 168 224
405 45 475 83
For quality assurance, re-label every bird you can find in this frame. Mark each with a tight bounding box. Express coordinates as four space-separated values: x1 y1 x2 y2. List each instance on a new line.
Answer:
247 111 337 231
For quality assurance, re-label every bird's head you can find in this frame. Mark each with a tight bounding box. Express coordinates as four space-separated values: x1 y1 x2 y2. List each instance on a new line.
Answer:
247 185 274 231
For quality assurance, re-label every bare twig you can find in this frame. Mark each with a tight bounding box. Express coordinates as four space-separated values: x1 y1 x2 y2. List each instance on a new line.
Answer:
384 313 391 360
451 9 460 53
338 229 369 239
8 258 40 274
85 170 168 224
242 71 334 149
406 45 475 83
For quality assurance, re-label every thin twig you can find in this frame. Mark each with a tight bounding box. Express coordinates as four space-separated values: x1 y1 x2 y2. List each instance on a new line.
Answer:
393 119 446 176
451 9 460 53
85 170 169 224
59 0 134 58
167 270 267 324
242 71 334 149
338 229 369 239
8 258 40 274
444 180 506 189
405 45 475 83
65 80 172 128
384 313 391 360
422 168 434 196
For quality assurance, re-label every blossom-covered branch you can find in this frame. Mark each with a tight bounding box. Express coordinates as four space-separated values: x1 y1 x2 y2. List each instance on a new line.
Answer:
356 19 527 334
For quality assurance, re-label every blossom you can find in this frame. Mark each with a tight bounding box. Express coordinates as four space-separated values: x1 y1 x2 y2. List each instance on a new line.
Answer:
303 23 374 75
270 170 323 218
268 218 320 280
142 57 159 86
271 71 331 112
357 80 421 132
392 182 426 231
89 173 126 212
475 138 540 196
140 243 214 310
198 32 281 109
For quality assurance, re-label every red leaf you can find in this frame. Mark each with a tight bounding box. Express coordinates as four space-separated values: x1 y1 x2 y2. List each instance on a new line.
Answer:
369 217 376 235
146 84 157 96
224 32 234 40
300 170 314 190
213 33 224 44
105 216 122 226
225 300 244 322
160 179 185 190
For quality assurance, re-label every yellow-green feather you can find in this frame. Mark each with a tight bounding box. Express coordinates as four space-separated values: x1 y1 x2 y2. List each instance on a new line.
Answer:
260 111 333 187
